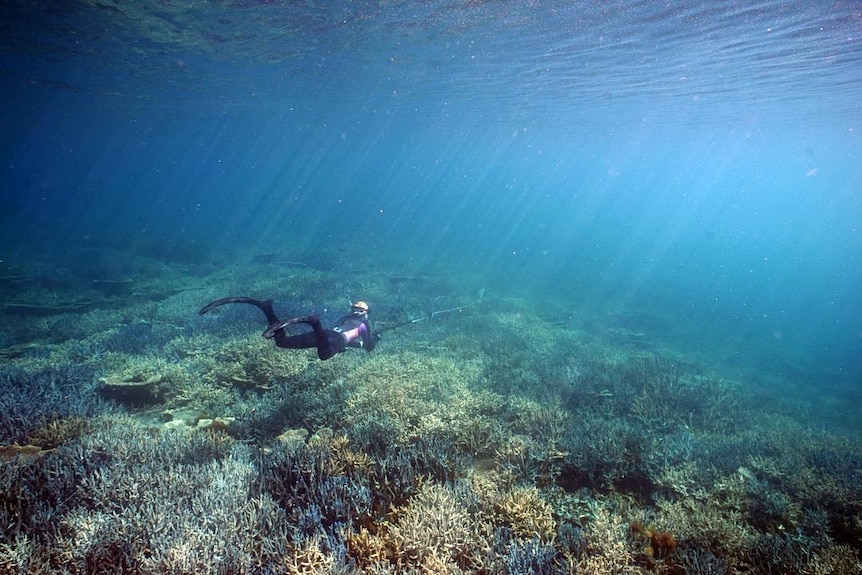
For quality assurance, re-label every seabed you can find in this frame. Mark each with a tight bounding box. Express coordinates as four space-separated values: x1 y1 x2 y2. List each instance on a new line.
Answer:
1 248 860 574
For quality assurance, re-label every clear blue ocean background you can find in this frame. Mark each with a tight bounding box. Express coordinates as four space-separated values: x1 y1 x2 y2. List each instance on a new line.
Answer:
2 1 860 398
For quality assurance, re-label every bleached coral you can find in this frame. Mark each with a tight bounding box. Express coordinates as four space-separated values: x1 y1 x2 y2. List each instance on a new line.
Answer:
494 486 557 543
388 482 485 571
576 507 635 574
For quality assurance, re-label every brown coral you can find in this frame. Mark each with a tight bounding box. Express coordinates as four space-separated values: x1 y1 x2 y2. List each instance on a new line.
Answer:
346 525 396 567
651 530 677 558
27 416 92 449
631 521 677 560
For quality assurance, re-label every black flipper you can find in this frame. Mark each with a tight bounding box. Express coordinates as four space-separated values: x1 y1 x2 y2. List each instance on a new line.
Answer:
263 318 295 339
262 315 318 339
198 297 278 324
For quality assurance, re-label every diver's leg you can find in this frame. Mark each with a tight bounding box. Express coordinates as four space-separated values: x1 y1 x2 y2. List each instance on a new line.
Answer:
299 316 341 359
261 317 320 349
199 297 279 325
271 330 343 360
318 331 347 360
272 331 318 350
265 315 345 360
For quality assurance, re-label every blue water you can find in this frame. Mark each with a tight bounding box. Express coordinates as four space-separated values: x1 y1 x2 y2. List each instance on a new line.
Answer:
2 1 861 390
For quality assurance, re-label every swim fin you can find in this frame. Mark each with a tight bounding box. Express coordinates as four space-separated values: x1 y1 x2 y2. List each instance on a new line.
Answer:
198 297 280 326
262 315 319 339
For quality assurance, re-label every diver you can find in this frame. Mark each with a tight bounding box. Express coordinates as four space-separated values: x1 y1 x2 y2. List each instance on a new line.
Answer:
198 297 377 360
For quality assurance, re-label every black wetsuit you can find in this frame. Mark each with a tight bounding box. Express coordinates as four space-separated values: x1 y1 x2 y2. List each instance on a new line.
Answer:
198 297 376 361
269 311 376 360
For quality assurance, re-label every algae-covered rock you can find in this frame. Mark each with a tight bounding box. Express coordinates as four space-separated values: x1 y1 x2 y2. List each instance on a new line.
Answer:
197 417 236 432
99 373 164 405
309 427 334 446
163 419 189 431
277 428 309 450
1 300 97 315
0 342 45 359
0 443 48 461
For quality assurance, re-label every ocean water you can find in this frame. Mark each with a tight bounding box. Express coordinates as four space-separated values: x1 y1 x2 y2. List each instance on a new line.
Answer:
3 0 859 389
1 1 861 573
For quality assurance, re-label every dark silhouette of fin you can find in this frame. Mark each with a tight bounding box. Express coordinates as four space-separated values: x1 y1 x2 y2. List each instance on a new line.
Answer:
263 319 292 339
262 315 319 339
198 297 278 324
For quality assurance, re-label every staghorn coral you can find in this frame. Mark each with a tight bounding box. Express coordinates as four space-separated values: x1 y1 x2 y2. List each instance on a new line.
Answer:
25 416 92 450
224 369 353 443
346 525 396 570
103 320 179 355
257 441 373 541
364 436 472 517
345 350 483 445
576 507 636 574
493 528 567 575
651 461 705 500
807 544 862 575
508 397 570 451
206 334 311 390
0 441 104 546
445 388 509 458
54 424 294 573
0 362 110 446
96 352 195 407
0 534 42 574
387 482 484 571
746 531 819 575
323 434 375 476
616 354 744 435
676 546 728 575
557 412 650 494
487 484 557 544
654 487 755 567
284 533 336 575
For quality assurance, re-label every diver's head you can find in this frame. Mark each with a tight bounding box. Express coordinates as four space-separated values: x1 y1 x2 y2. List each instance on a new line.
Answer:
351 301 370 315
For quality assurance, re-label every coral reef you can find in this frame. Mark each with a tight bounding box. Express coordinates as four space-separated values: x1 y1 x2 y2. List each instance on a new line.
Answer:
0 252 859 574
